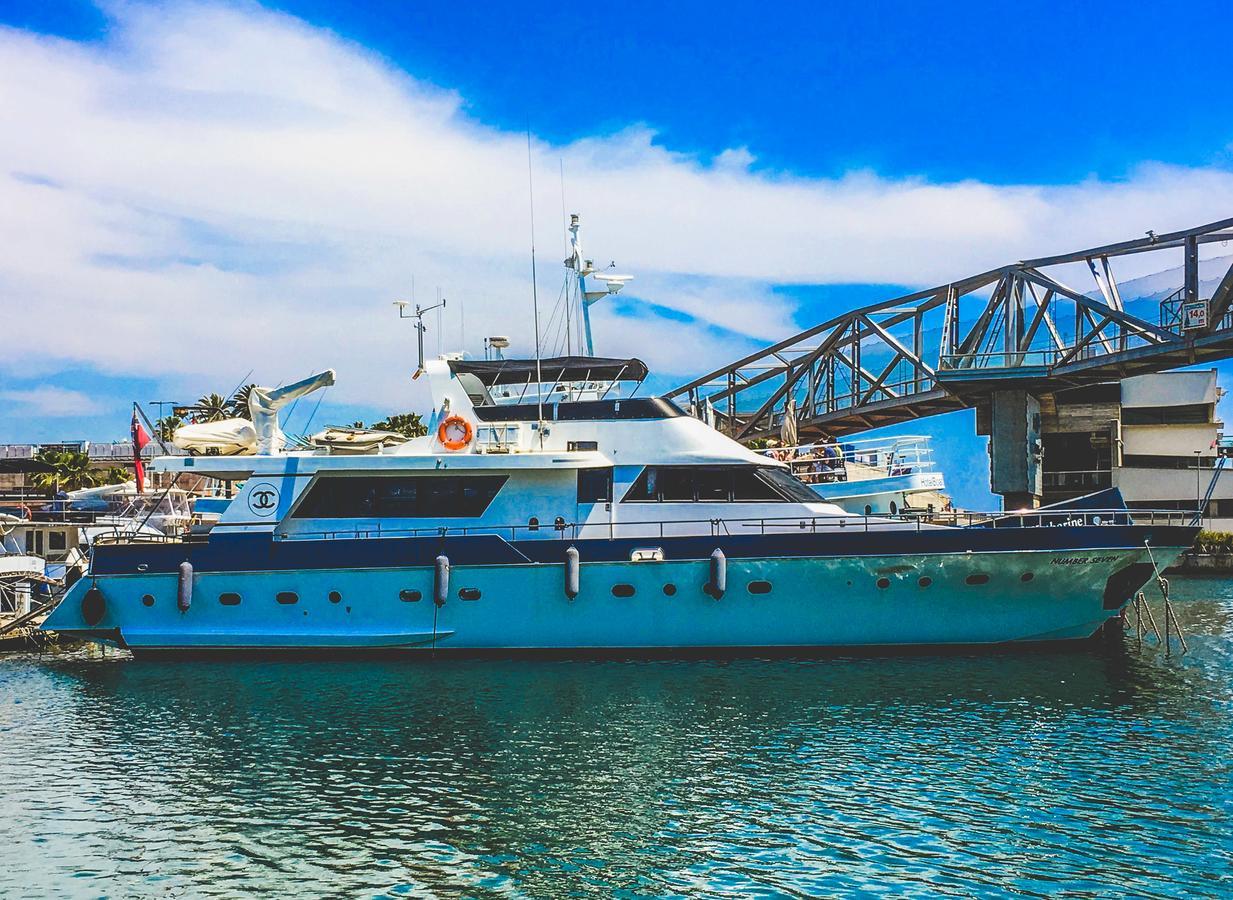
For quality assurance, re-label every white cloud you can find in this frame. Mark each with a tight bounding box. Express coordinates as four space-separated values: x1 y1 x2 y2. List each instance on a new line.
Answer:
0 387 102 417
1 1 1233 416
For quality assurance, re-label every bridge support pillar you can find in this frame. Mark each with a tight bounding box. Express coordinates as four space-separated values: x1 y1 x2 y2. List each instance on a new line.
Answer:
989 390 1043 510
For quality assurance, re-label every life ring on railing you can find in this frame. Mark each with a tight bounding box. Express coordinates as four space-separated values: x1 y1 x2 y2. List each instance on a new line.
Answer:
437 415 474 451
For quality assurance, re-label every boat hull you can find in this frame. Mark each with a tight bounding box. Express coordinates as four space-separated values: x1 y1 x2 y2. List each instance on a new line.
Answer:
43 527 1192 655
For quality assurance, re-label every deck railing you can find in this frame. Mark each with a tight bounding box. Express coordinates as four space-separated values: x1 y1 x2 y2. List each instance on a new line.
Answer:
278 507 1193 544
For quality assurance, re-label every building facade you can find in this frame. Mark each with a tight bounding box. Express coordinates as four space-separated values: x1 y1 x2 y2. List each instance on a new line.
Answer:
1042 370 1231 530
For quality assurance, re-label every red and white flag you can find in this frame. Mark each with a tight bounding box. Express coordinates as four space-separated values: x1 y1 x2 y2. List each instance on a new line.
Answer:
131 408 151 493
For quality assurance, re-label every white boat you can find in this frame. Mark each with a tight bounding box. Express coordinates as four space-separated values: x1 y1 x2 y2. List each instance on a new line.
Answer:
41 351 1195 655
760 435 947 515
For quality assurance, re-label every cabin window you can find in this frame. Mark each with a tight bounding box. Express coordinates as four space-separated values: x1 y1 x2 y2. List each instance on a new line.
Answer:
293 474 508 519
747 580 772 594
612 584 636 598
459 588 481 601
219 592 241 606
400 589 422 602
48 531 67 551
276 591 299 605
622 465 816 503
577 467 613 503
965 574 990 586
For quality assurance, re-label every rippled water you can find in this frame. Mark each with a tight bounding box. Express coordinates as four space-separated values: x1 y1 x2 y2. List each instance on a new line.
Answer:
2 579 1232 898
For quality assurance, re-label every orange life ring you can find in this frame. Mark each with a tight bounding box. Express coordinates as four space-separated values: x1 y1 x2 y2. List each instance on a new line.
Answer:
437 414 474 451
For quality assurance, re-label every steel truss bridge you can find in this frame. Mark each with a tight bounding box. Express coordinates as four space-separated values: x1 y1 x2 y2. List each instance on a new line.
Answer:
668 217 1233 442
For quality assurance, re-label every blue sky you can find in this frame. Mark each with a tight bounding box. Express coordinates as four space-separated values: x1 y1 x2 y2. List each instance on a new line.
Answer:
2 1 1233 507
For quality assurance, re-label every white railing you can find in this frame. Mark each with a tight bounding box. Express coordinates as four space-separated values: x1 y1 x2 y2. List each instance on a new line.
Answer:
281 507 1192 543
759 435 940 486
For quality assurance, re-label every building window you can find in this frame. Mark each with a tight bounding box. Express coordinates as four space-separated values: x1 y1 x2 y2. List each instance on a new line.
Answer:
1122 404 1210 425
293 475 508 519
577 468 613 503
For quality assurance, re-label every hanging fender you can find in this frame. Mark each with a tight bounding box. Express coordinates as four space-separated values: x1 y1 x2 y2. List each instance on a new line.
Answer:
434 555 450 607
177 561 193 612
564 546 580 600
81 584 106 626
707 549 727 599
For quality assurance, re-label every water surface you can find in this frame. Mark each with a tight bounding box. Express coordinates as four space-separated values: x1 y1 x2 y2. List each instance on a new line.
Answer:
2 578 1231 897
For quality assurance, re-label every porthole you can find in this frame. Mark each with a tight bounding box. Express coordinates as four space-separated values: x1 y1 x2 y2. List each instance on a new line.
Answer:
1020 572 1035 583
612 584 636 598
918 576 932 588
399 589 422 602
328 590 342 603
889 501 898 515
459 588 481 601
747 580 772 595
141 594 155 607
219 592 241 606
528 517 540 531
876 577 890 589
864 504 873 516
276 591 299 605
663 583 677 596
965 574 990 586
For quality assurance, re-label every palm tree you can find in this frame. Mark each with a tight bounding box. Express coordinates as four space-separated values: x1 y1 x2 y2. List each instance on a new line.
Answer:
156 415 183 442
98 466 132 486
30 449 100 491
229 384 256 420
195 392 232 422
372 412 427 438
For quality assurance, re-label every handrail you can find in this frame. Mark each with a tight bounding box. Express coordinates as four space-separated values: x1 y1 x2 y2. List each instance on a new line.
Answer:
276 507 1192 543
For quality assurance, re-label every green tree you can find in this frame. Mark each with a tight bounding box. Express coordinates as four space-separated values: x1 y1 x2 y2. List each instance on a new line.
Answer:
98 466 133 486
30 449 101 491
372 412 427 438
195 392 232 422
229 384 256 420
156 415 183 442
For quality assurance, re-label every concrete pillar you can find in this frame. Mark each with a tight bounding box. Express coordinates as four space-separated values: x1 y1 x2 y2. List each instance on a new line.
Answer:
990 390 1042 509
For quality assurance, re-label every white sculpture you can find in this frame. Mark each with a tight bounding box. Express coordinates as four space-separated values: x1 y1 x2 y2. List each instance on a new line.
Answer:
249 370 336 455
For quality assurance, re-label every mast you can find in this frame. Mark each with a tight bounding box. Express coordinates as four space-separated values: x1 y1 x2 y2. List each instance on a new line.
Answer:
565 214 632 357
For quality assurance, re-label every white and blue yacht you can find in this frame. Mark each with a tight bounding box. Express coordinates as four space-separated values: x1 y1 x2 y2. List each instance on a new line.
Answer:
44 352 1196 656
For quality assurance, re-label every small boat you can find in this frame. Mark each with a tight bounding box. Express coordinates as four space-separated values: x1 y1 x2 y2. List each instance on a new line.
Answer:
760 435 947 515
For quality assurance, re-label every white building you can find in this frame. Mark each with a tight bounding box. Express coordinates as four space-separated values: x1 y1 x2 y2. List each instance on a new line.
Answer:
1042 370 1231 530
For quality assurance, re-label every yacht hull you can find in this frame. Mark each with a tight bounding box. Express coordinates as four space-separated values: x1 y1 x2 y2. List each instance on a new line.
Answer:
43 526 1193 655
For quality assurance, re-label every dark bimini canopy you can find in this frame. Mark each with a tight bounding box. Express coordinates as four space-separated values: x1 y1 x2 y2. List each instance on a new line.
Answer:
448 356 649 386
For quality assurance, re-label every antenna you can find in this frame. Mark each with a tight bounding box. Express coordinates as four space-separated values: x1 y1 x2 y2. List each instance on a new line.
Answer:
559 158 571 355
527 130 544 447
394 292 447 377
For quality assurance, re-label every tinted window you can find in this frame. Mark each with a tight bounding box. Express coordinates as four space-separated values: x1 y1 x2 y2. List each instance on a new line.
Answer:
694 468 731 502
49 531 67 551
755 466 820 503
294 475 508 519
732 468 782 501
621 465 813 503
577 467 613 503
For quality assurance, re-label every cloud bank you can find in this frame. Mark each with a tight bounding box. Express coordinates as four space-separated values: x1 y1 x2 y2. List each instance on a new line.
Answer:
3 1 1233 413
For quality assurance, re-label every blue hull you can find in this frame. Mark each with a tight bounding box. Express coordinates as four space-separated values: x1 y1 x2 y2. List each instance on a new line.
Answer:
43 526 1191 654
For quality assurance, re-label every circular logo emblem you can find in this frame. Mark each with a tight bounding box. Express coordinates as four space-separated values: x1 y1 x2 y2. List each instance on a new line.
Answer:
246 482 281 517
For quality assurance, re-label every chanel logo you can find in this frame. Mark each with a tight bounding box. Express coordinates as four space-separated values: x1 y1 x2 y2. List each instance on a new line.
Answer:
246 483 281 516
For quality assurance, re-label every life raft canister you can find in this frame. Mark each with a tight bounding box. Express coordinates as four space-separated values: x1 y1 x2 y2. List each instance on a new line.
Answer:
437 414 474 451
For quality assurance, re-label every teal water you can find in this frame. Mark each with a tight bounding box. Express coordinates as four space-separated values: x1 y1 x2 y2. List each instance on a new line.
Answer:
2 579 1232 898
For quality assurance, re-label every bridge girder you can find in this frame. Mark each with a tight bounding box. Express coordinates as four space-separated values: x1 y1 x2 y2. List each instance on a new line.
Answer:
668 216 1233 445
